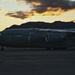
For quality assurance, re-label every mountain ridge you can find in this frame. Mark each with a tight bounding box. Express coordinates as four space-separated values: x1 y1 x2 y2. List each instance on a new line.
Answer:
5 21 75 30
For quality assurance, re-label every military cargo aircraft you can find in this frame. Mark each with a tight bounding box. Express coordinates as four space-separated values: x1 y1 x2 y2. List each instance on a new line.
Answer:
0 28 75 51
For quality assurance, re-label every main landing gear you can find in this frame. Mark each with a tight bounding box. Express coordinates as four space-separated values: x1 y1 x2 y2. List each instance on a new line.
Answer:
1 47 4 51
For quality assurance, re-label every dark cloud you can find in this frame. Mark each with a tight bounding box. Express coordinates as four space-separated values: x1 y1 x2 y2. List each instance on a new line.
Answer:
6 0 75 19
17 0 75 13
6 11 33 19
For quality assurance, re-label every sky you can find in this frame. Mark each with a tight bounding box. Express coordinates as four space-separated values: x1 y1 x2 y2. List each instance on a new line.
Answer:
0 0 75 31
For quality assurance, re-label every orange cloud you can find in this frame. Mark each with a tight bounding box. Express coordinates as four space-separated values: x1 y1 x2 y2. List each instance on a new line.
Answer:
5 0 75 22
31 7 68 16
6 8 75 20
40 7 65 16
32 2 41 6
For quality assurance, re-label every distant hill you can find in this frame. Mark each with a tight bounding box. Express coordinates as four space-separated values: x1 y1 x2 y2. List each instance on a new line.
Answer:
5 21 75 30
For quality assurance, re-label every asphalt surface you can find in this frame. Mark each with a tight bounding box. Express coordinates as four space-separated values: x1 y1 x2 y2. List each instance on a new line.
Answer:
0 48 75 75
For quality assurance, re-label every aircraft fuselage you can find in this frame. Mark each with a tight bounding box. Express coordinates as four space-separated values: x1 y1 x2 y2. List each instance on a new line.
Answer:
0 28 75 50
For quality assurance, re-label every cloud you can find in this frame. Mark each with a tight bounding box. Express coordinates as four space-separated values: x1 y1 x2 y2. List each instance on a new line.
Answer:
6 11 33 19
16 0 75 13
6 0 75 20
6 8 65 19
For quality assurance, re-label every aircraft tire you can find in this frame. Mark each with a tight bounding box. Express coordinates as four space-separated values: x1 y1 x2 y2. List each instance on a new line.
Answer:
46 47 52 50
1 47 4 51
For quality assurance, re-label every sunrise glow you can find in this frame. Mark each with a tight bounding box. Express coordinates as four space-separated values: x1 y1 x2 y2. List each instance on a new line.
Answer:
0 0 75 31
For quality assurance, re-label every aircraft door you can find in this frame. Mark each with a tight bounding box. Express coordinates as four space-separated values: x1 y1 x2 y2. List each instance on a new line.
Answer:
28 32 46 46
47 32 65 42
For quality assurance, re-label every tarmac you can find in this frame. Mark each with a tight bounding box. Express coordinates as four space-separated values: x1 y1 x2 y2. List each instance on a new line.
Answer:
0 48 75 75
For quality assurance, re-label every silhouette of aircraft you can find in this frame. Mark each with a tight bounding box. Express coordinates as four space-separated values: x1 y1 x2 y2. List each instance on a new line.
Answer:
0 28 75 51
